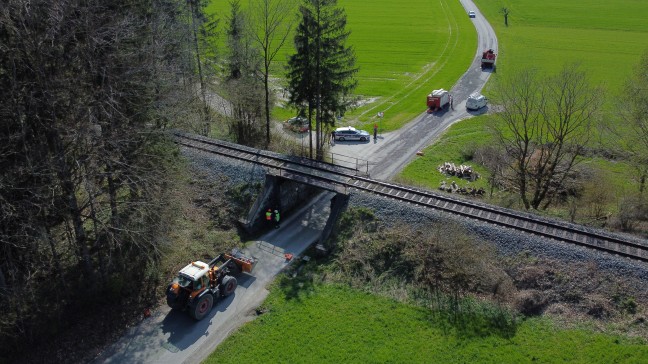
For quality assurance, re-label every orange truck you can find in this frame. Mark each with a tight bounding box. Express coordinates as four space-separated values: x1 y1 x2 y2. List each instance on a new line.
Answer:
166 249 257 320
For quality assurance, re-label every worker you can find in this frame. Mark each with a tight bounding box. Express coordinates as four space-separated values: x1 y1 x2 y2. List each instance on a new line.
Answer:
274 210 281 229
265 209 272 222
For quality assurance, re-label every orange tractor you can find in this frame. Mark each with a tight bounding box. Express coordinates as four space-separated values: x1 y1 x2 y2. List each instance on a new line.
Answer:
166 249 257 320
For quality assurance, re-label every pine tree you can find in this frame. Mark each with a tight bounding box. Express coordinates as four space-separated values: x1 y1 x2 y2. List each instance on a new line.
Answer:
286 0 358 160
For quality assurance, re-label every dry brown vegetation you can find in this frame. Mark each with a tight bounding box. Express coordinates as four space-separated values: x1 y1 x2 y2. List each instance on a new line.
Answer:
322 207 648 340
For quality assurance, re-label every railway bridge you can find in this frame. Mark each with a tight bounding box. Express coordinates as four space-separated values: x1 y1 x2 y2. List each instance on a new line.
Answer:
174 131 648 263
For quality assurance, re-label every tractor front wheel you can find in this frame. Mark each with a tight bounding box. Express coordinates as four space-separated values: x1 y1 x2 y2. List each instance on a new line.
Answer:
190 294 213 321
166 285 189 310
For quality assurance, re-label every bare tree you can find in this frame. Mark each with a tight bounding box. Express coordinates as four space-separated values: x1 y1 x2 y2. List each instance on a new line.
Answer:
249 0 295 147
500 8 510 27
491 65 603 210
187 0 219 136
612 50 648 194
225 0 266 146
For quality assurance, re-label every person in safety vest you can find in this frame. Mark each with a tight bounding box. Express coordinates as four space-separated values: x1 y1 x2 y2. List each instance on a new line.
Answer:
274 210 280 229
265 209 272 222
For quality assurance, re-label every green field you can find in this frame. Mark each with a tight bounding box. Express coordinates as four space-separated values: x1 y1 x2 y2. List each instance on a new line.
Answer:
205 0 476 130
205 283 648 363
401 0 648 199
395 116 492 192
475 0 648 93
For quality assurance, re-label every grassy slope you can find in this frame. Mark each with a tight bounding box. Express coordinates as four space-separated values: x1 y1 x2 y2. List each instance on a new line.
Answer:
205 284 648 363
205 0 476 131
400 0 648 198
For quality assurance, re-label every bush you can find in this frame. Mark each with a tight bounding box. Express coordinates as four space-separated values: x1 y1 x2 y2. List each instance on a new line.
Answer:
515 290 549 316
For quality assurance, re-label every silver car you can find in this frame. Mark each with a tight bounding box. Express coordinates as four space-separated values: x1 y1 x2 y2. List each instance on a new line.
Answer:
334 126 370 142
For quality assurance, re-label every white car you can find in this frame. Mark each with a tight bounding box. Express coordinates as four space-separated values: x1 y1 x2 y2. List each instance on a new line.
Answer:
468 11 476 18
334 126 370 142
466 93 488 110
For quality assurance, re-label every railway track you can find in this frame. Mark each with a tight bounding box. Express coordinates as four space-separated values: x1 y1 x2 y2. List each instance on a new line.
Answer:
173 131 648 263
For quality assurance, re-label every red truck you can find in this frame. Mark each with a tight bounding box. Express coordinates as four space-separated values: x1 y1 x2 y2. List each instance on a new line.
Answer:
481 49 496 70
426 89 450 113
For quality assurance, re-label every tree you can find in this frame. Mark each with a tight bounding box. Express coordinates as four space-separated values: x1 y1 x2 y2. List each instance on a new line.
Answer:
249 0 295 148
501 7 510 27
186 0 219 136
286 0 358 160
491 65 603 210
0 0 191 357
614 50 648 194
224 0 265 146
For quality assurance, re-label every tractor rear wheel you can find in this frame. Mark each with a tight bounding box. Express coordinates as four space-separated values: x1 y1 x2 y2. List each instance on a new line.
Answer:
221 275 238 297
190 294 213 321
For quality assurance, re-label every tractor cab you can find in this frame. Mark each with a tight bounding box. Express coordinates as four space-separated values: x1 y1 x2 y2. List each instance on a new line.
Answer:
174 261 210 291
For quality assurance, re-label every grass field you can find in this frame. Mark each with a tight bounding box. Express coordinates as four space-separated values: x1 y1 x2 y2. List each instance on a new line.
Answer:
400 0 648 203
205 283 648 363
395 116 491 192
475 0 648 94
205 0 477 130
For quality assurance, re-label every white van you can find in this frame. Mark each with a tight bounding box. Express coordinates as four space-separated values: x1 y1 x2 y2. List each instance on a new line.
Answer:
466 93 488 110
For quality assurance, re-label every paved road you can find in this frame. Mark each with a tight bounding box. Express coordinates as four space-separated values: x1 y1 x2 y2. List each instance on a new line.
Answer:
93 192 333 364
332 0 497 180
94 1 497 363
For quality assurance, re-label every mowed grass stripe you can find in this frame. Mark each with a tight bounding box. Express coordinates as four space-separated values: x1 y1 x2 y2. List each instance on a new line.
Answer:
350 0 475 129
475 0 648 93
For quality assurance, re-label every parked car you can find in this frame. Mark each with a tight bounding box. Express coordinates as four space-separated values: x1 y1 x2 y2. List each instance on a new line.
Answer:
468 11 476 18
283 117 309 133
334 126 370 141
466 93 488 110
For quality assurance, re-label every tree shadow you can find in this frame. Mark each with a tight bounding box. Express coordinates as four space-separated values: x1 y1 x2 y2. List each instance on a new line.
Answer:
276 272 315 302
421 295 518 340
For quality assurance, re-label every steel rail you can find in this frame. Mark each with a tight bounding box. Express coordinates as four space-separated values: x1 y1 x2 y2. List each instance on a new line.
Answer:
173 132 648 263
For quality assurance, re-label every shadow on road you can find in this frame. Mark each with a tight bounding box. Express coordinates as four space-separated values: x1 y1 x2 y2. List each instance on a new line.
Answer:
161 293 237 352
466 105 490 116
237 274 256 289
334 139 370 145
